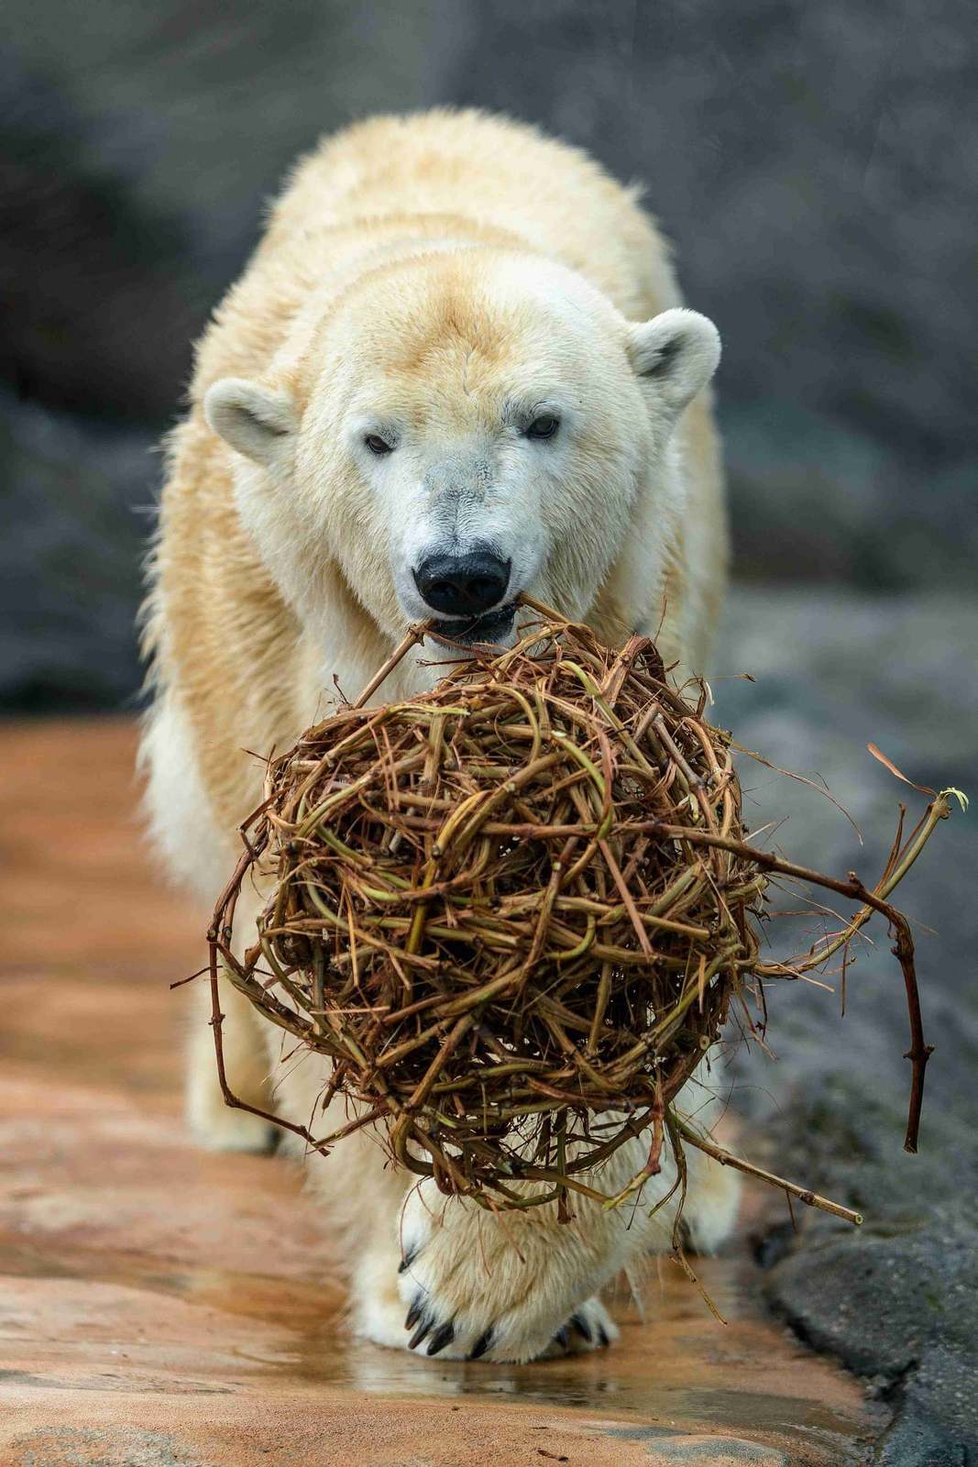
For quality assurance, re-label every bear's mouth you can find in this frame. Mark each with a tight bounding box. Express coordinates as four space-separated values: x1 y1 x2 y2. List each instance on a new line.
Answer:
429 602 517 647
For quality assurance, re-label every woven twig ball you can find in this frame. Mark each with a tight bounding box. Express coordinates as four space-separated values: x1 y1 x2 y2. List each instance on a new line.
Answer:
212 604 768 1208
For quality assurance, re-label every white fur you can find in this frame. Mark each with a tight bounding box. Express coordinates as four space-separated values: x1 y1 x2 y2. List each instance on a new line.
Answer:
140 695 234 894
142 110 737 1365
209 259 712 652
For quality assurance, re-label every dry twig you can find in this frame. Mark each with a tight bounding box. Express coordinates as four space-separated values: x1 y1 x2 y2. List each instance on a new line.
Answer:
205 599 957 1219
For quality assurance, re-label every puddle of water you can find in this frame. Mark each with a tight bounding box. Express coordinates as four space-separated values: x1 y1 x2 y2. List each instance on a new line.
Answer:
295 1336 870 1443
3 1229 871 1456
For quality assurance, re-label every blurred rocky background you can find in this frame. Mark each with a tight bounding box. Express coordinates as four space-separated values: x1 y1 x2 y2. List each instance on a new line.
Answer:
3 2 975 1459
4 0 977 706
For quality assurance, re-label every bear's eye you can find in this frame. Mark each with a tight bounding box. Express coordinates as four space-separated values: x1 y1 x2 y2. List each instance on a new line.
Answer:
525 414 560 440
364 433 394 455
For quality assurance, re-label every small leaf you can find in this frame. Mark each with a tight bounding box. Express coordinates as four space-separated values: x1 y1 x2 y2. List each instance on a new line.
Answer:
867 743 935 797
940 786 969 813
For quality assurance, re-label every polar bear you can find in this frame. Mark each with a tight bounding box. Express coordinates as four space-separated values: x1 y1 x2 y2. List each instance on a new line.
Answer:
141 109 738 1364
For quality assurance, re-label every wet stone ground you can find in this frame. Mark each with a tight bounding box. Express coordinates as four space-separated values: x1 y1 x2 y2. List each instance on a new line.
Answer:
1 715 884 1467
716 589 978 1466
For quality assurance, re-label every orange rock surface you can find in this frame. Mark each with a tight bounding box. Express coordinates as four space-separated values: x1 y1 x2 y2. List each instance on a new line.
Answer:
0 719 883 1465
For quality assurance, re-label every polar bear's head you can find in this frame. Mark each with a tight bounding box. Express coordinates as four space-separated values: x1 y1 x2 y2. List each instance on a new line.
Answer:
204 252 719 650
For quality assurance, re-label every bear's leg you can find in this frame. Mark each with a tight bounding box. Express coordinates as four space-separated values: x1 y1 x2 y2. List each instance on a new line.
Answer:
305 1147 621 1360
275 1093 422 1348
384 1083 739 1363
184 975 278 1153
276 1028 739 1361
323 1156 621 1358
387 1137 648 1363
141 695 277 1152
678 1147 742 1255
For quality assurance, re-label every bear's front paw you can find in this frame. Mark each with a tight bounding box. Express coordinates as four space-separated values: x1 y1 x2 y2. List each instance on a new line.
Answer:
400 1280 617 1362
394 1185 621 1363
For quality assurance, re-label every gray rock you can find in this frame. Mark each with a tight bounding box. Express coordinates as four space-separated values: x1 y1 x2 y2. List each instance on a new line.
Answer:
715 590 978 1460
724 404 978 591
874 1409 972 1467
452 0 978 588
0 389 154 710
756 1089 978 1461
715 589 978 1119
3 0 977 586
0 52 206 422
0 2 467 418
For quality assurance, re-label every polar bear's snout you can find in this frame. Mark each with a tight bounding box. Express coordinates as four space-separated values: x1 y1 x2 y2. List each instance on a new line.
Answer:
394 473 545 635
412 548 511 618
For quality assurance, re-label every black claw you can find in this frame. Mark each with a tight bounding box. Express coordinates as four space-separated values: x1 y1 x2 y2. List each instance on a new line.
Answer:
398 1247 418 1275
597 1323 611 1348
405 1294 424 1331
426 1321 455 1357
570 1311 592 1343
468 1328 493 1360
408 1313 434 1350
553 1325 570 1351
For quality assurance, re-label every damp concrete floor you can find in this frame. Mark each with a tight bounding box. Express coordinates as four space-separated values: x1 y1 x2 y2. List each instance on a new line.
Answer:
0 718 886 1466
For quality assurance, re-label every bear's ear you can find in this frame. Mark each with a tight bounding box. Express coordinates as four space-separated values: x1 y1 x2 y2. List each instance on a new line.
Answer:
204 377 297 467
626 309 721 414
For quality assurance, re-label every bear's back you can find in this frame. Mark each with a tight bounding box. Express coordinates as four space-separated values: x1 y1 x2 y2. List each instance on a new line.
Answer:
189 110 684 418
275 110 680 325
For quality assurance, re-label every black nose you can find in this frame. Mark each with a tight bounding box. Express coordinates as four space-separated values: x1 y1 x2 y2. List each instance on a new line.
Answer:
413 551 511 617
